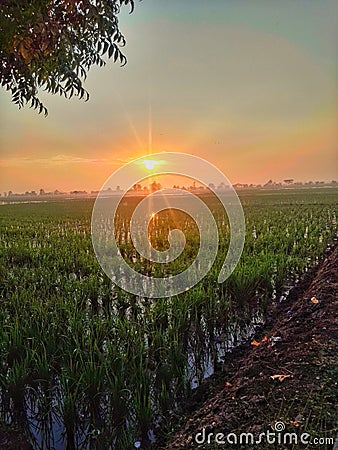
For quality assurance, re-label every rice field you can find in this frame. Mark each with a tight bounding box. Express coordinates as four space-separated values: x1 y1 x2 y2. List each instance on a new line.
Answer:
0 188 337 449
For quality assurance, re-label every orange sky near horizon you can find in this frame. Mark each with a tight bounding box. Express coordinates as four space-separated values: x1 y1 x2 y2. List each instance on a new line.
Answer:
0 0 337 193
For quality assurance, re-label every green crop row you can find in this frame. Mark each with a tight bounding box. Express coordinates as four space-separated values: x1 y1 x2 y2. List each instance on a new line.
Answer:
0 189 337 449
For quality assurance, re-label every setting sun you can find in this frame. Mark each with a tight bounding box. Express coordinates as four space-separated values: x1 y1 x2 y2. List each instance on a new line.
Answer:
143 159 158 170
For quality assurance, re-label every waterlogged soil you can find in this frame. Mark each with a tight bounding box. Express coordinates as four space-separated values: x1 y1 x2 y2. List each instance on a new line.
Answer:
1 246 337 450
0 424 33 450
161 244 338 449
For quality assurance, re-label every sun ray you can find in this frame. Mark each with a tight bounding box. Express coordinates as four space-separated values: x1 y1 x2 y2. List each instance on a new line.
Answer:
148 101 152 156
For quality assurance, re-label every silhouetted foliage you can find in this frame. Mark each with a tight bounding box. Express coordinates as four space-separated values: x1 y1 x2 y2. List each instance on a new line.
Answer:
0 0 135 115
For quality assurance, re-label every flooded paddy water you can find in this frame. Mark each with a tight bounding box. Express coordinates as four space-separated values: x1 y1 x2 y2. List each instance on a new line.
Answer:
0 189 337 448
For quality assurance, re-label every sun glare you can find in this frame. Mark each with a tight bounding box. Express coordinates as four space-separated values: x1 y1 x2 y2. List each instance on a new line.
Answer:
143 159 157 170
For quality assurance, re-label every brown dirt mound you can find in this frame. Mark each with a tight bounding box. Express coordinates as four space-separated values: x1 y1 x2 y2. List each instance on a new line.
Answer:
1 247 337 449
162 245 338 449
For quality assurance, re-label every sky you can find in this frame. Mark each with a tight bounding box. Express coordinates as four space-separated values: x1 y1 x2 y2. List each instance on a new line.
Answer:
0 0 337 192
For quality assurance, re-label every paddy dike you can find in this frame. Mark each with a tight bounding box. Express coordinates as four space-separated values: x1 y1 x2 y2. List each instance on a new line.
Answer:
162 244 338 449
1 245 337 450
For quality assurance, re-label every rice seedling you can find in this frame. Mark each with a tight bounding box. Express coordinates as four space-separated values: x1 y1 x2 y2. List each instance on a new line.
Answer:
0 188 337 448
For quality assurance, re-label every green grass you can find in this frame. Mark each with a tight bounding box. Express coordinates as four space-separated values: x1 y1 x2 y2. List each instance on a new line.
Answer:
0 189 337 448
